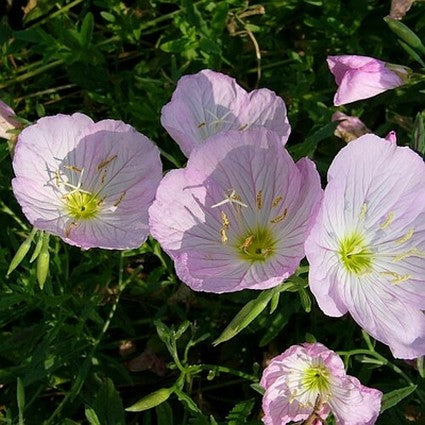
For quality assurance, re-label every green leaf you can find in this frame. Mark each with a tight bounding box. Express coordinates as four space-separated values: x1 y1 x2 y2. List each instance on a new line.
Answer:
298 287 312 313
269 291 280 314
288 121 339 160
412 112 425 156
91 378 125 425
380 385 417 412
417 356 425 378
249 383 264 395
156 401 173 425
85 407 101 425
7 228 37 276
213 288 275 345
226 399 255 424
17 378 25 425
30 231 44 263
398 40 425 68
36 233 50 289
259 310 289 347
174 320 190 340
384 17 425 56
174 388 202 415
126 387 175 412
155 320 172 344
80 13 94 47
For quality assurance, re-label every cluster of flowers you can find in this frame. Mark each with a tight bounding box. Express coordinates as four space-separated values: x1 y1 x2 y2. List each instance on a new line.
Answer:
2 55 422 424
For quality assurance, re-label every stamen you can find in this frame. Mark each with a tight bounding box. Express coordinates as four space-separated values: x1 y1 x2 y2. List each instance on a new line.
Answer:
198 122 206 128
272 195 283 208
240 235 255 253
380 271 411 285
256 190 263 210
211 189 248 209
380 211 394 229
270 209 288 223
393 248 425 262
395 228 414 245
64 165 82 173
238 124 248 131
100 168 108 184
221 211 230 228
220 228 228 244
65 221 78 238
97 155 117 171
359 203 368 219
113 191 126 207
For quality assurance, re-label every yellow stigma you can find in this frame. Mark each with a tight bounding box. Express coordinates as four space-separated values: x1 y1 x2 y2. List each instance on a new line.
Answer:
65 191 99 220
237 226 276 262
302 363 331 395
339 232 372 275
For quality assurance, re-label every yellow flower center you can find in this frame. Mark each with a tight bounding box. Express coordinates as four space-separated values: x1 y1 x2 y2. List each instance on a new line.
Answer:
302 363 331 395
237 226 276 262
65 191 99 220
339 232 372 275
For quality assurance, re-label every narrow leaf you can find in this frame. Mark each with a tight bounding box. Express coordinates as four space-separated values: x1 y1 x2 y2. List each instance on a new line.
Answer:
126 387 174 412
80 12 94 46
213 288 275 346
7 228 37 275
36 233 50 289
85 407 101 425
412 112 425 156
30 231 44 263
384 17 425 55
380 385 417 412
17 378 25 425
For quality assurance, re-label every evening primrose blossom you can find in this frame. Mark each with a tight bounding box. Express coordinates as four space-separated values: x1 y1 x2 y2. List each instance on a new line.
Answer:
149 128 322 293
260 343 382 425
12 113 162 250
305 134 425 359
160 69 291 157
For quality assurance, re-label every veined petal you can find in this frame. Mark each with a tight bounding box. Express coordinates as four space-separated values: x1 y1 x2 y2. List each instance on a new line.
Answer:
341 273 425 359
260 343 378 425
161 69 290 157
150 128 321 293
328 376 382 425
12 114 162 250
306 134 425 358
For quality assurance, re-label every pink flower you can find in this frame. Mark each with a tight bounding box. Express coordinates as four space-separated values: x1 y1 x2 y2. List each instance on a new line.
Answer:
332 112 371 142
149 128 322 293
305 134 425 358
12 113 162 250
161 69 291 157
260 343 382 425
0 100 20 140
327 55 409 106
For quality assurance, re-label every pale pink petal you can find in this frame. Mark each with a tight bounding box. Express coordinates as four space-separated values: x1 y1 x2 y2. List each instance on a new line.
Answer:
328 376 382 425
161 69 290 157
306 134 425 358
150 128 321 293
327 55 406 106
12 114 162 250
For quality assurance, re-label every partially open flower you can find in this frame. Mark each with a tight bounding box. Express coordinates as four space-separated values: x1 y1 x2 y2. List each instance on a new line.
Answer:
260 343 382 425
149 128 321 293
332 112 371 142
12 113 162 250
327 55 410 106
305 134 425 358
0 100 20 141
161 69 291 157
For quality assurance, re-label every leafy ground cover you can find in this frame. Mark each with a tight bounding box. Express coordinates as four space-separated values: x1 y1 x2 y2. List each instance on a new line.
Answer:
1 0 425 424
